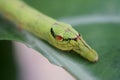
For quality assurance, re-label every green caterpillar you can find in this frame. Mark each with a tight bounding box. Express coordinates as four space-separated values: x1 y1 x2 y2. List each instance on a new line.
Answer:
0 0 98 62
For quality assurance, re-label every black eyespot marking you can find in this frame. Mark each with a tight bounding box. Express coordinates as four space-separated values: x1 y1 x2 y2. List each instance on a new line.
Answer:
50 27 81 41
73 34 80 41
63 38 72 41
73 38 78 41
50 28 55 38
51 28 63 41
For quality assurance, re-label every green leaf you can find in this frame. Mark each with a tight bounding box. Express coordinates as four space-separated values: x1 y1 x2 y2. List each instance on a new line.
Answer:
0 0 120 80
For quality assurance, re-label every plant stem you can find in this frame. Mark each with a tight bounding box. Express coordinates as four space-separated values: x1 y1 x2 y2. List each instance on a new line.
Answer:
0 0 56 40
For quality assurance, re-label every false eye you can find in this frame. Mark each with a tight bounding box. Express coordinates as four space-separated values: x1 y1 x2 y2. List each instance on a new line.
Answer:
78 33 81 37
55 35 63 41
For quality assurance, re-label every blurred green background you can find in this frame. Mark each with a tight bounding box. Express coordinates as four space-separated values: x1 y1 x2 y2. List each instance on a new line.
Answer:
0 0 120 80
